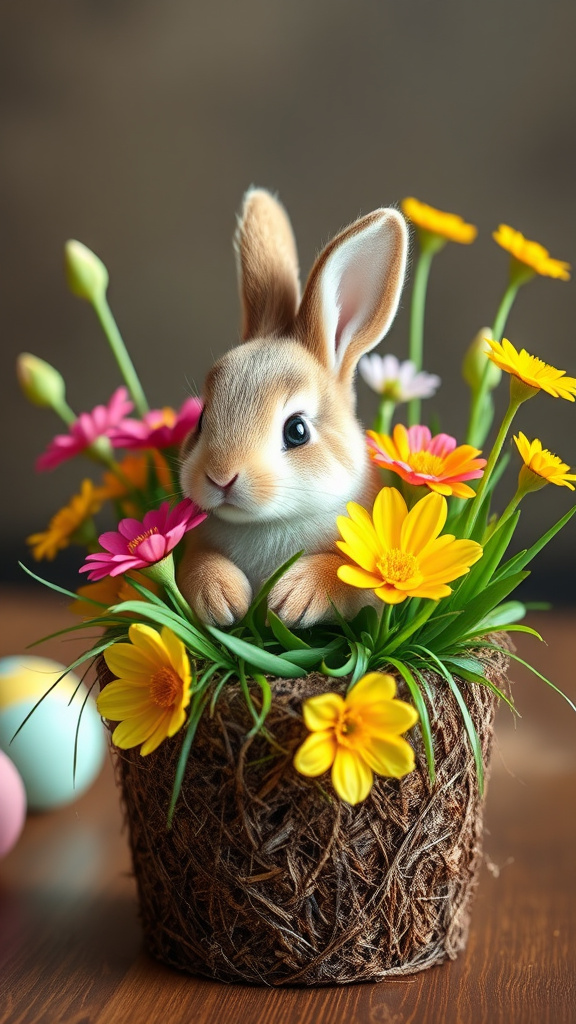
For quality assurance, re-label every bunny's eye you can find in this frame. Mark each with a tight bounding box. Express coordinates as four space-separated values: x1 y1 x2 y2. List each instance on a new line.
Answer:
283 415 310 449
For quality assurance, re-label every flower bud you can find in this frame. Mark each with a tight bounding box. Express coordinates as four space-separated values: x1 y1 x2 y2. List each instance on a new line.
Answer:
64 240 109 302
17 353 67 410
462 328 502 393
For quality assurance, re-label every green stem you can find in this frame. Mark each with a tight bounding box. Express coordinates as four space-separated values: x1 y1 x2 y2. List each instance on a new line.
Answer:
374 399 395 435
93 294 149 416
466 282 520 448
489 491 522 536
374 604 393 651
53 398 77 427
462 393 522 538
407 247 435 427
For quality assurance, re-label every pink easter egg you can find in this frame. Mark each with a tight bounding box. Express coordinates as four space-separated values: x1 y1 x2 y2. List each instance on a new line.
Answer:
0 749 27 857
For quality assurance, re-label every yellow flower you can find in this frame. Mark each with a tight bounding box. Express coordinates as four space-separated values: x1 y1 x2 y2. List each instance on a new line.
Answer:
294 673 419 805
336 487 483 604
401 197 477 244
27 479 105 561
70 572 161 618
97 623 191 755
486 338 576 401
99 452 172 501
493 224 570 281
514 432 576 491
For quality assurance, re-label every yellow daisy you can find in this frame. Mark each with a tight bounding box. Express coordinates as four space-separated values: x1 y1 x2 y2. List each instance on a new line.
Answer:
27 479 105 561
336 487 483 605
401 197 477 244
97 623 191 755
293 672 418 805
514 433 576 491
493 224 570 281
486 338 576 401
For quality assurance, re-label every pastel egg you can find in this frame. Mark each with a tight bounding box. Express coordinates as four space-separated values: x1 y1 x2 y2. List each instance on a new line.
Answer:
0 655 81 711
0 668 106 811
0 750 27 857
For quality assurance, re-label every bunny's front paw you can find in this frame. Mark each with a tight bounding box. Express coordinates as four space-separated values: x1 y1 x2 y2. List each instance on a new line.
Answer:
268 553 368 628
178 551 252 626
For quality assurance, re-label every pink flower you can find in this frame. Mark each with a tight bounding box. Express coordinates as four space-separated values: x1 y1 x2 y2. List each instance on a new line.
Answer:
36 387 134 471
109 397 202 450
367 424 486 499
79 499 207 581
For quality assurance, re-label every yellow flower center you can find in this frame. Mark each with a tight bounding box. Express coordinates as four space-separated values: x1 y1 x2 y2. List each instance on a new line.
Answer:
335 708 361 748
377 549 419 584
127 526 159 554
149 666 182 708
408 450 444 477
149 407 177 429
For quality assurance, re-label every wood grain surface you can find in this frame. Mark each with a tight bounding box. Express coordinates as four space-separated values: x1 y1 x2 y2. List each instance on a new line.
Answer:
0 587 575 1024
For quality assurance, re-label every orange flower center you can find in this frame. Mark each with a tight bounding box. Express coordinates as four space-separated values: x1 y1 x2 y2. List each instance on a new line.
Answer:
149 408 177 429
335 708 361 748
127 526 159 554
377 549 419 585
408 450 444 476
149 666 182 707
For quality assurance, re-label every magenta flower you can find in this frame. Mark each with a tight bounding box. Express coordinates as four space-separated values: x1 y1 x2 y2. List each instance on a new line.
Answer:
79 499 207 581
109 397 202 450
36 387 134 471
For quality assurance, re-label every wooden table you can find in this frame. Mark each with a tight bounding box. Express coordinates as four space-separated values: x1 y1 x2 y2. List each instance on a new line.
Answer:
1 589 575 1024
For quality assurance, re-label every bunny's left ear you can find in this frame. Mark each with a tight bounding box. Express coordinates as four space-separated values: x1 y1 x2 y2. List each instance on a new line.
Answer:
296 208 408 388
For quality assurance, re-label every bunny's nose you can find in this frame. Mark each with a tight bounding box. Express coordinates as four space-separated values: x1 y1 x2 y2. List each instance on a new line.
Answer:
205 472 238 493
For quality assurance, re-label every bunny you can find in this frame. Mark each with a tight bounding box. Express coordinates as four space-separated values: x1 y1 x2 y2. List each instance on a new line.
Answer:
178 188 408 627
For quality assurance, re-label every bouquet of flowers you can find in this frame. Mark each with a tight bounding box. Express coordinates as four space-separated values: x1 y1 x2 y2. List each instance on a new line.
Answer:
16 193 576 984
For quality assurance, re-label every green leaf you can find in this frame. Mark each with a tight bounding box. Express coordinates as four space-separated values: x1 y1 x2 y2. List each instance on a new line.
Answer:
414 646 484 794
247 673 273 738
19 561 84 601
473 642 576 714
382 601 439 656
446 663 517 714
432 572 529 649
454 511 520 608
206 625 303 678
350 643 370 685
385 656 435 785
495 505 576 580
477 601 526 629
280 639 344 670
267 610 310 650
109 600 224 663
167 689 211 827
349 604 380 638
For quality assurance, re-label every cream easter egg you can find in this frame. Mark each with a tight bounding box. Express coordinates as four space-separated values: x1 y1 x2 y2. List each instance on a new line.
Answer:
0 656 106 811
0 750 27 857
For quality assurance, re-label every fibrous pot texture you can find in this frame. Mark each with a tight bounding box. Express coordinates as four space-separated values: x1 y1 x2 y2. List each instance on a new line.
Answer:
98 648 508 987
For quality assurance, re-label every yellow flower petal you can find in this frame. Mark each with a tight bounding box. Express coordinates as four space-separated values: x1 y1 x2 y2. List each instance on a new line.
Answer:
331 748 373 804
111 708 162 749
302 693 345 732
294 730 337 777
128 622 173 669
362 700 420 736
336 517 379 571
346 672 397 706
402 198 477 244
361 734 416 778
160 626 191 689
493 224 570 280
400 491 447 555
374 585 409 604
418 537 483 584
103 644 154 685
140 712 173 755
337 564 383 589
97 681 152 719
372 487 407 550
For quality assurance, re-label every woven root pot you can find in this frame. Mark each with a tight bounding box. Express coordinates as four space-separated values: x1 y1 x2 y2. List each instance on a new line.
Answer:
98 647 508 987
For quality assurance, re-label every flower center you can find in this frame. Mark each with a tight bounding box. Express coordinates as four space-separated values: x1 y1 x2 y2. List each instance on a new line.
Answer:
377 548 419 584
127 526 159 554
149 407 177 429
335 708 361 748
408 450 444 476
149 666 181 707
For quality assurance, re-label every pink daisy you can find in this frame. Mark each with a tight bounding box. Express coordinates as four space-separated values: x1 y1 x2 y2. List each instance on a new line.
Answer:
109 397 202 450
79 499 207 581
36 387 134 471
367 424 486 499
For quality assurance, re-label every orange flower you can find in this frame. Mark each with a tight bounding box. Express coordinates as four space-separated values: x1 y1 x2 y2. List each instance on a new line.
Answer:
367 425 486 499
100 452 172 501
401 198 477 245
493 225 570 281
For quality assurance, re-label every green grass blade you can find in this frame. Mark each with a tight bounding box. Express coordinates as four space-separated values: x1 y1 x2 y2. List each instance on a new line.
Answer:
473 643 576 714
18 561 83 601
495 505 576 581
206 625 303 678
385 656 435 785
382 601 439 656
432 572 529 649
267 610 310 650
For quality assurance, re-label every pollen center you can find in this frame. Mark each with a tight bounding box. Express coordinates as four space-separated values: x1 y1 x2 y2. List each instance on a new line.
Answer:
335 708 360 748
408 451 444 476
377 549 419 584
127 526 159 554
150 666 181 708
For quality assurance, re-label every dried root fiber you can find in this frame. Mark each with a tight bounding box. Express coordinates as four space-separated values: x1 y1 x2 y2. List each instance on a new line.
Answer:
98 648 508 987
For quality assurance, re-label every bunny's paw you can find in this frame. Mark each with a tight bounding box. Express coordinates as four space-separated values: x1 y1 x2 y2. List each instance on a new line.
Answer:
268 553 367 628
178 551 252 626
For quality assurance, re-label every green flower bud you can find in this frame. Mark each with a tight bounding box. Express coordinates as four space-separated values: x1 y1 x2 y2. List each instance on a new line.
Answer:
64 240 109 302
17 353 67 410
462 328 502 393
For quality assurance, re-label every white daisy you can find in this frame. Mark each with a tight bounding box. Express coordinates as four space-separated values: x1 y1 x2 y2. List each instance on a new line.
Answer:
359 354 441 402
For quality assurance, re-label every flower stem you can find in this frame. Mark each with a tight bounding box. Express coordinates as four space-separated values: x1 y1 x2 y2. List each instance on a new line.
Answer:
466 282 520 448
374 603 393 651
407 247 435 428
93 294 149 416
374 398 395 435
462 392 522 538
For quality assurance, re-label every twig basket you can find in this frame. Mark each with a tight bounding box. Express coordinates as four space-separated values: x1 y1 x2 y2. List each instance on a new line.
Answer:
98 648 507 986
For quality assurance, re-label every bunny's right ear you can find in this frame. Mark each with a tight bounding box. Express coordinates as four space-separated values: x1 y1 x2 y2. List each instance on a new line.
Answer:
235 188 301 341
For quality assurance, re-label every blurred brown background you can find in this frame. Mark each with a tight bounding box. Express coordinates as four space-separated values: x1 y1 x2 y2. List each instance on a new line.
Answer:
2 0 576 599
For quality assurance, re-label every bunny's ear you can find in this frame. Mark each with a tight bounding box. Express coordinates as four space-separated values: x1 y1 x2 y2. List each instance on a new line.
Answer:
234 188 301 341
296 208 408 387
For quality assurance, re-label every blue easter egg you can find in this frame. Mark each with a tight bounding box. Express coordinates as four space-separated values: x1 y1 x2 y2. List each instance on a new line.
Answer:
0 686 106 811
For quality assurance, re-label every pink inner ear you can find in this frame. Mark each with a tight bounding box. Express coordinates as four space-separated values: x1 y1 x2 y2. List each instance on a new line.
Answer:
334 269 365 353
